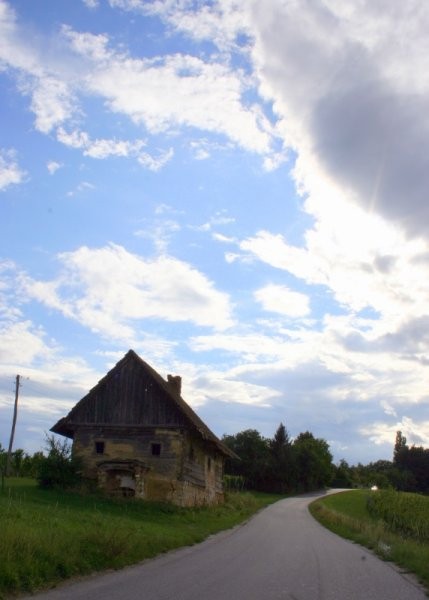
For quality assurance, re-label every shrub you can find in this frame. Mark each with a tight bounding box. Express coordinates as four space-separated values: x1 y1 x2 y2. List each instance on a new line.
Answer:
37 435 82 490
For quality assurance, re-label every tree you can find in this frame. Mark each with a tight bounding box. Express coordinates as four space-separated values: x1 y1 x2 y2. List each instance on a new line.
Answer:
11 448 25 476
222 429 270 491
37 435 81 489
28 451 45 478
269 423 295 492
331 459 353 488
348 460 393 489
390 431 429 492
403 446 429 493
293 432 333 492
393 430 408 468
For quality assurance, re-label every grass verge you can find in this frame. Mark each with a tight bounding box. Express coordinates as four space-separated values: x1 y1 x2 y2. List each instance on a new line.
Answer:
1 478 282 598
310 489 429 593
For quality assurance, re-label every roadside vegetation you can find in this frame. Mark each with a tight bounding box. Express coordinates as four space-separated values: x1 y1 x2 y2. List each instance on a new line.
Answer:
2 427 429 596
223 423 334 493
0 477 282 598
310 489 429 592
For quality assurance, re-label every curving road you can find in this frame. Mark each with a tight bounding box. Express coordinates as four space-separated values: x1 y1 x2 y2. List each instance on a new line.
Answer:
26 491 427 600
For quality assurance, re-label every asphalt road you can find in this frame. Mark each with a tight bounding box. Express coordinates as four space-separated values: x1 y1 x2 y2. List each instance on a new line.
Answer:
25 490 427 600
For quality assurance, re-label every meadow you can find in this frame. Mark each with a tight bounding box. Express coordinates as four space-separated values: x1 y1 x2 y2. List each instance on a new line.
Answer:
310 489 429 592
0 478 281 598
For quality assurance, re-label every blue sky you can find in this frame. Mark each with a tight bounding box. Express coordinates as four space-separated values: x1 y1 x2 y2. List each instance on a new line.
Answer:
2 0 429 465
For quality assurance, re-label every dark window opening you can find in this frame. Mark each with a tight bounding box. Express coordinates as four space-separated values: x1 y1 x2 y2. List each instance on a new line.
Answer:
151 443 161 456
95 441 105 454
189 445 195 461
207 457 212 470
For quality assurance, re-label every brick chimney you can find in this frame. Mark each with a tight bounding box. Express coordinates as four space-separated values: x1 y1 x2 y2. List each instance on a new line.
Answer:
167 374 182 395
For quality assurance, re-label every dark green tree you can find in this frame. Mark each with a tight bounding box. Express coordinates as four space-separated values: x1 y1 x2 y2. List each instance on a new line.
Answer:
390 431 429 492
393 430 408 467
293 431 333 491
331 459 353 488
222 429 270 490
403 446 429 493
269 422 295 492
348 460 393 488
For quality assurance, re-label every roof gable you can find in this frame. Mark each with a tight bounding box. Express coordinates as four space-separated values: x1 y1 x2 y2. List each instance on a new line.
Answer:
51 350 235 458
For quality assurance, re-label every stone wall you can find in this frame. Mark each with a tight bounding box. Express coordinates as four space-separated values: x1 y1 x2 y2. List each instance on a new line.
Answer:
72 425 225 506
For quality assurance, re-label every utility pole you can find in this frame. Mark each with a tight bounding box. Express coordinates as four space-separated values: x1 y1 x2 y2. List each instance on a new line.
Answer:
6 374 21 477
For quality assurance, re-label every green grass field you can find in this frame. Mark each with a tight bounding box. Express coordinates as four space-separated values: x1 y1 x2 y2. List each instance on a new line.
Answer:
310 489 429 592
0 478 282 598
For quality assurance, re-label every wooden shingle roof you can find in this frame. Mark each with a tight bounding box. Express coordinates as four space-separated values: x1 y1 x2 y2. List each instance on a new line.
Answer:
51 349 236 459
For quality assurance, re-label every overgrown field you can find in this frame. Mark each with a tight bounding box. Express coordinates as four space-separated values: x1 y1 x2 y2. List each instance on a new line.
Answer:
310 489 429 592
367 489 429 542
0 478 281 598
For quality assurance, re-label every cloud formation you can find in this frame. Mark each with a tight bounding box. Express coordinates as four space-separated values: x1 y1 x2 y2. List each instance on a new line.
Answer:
0 1 282 168
0 149 25 190
2 0 429 463
248 0 429 239
22 244 234 341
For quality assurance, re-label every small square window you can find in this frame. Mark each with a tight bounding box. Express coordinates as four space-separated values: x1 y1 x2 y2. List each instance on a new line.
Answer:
95 441 105 454
151 443 161 456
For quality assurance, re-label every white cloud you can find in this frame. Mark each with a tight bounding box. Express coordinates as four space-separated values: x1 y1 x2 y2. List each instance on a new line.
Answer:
57 127 146 159
361 417 429 448
66 181 95 197
190 373 280 408
134 219 180 254
212 233 236 244
82 0 99 8
137 147 174 171
254 284 310 318
57 127 173 171
239 197 429 331
0 320 52 366
22 244 234 340
0 149 25 190
46 160 62 174
30 77 76 134
76 48 273 155
117 0 250 52
191 211 236 233
0 1 283 167
190 331 291 362
247 0 429 239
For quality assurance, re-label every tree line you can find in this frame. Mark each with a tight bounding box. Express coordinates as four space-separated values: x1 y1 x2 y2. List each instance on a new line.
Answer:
0 444 45 478
315 430 429 493
222 423 334 493
2 428 427 495
222 426 429 494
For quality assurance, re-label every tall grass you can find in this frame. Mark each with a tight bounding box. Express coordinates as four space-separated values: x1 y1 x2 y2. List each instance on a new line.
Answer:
310 490 429 592
0 478 281 598
367 489 429 542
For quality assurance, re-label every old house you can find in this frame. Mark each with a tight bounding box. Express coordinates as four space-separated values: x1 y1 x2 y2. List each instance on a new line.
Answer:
51 350 236 506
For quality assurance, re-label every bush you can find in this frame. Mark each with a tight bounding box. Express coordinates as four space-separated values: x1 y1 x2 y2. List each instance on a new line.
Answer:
37 435 82 490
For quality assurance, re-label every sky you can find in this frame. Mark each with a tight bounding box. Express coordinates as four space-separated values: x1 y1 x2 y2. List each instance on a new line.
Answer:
1 0 429 466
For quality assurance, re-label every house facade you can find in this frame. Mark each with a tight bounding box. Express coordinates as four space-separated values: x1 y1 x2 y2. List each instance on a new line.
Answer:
51 350 236 506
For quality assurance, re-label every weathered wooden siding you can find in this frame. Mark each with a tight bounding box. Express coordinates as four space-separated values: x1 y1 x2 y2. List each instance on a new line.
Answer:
71 360 188 427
